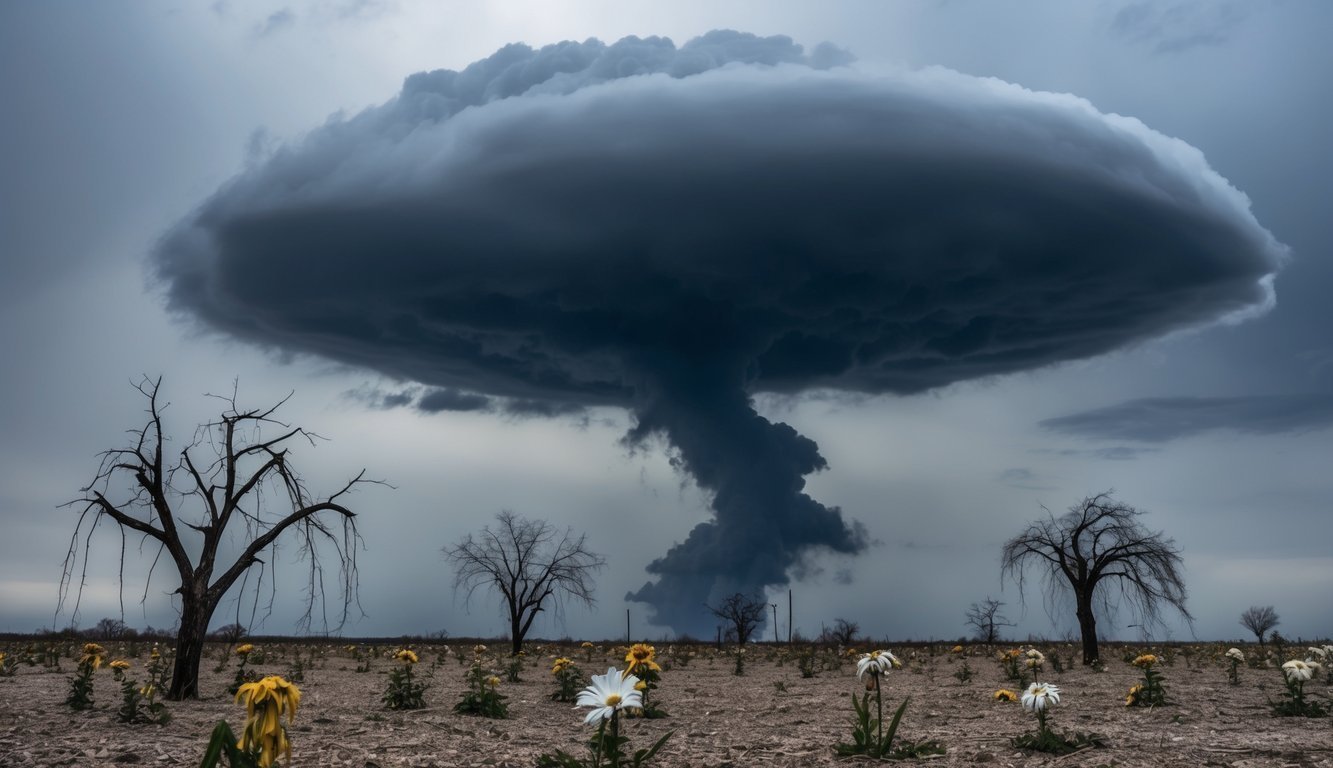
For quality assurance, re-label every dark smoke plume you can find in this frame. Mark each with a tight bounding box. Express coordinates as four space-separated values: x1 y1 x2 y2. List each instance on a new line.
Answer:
152 31 1285 635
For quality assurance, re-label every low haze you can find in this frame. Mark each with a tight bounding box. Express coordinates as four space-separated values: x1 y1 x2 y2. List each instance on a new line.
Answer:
3 1 1330 646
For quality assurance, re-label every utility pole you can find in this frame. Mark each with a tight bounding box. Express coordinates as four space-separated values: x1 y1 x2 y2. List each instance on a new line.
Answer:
778 592 789 645
626 609 630 644
771 603 779 644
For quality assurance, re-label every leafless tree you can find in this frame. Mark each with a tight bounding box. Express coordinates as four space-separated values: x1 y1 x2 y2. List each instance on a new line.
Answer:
1239 605 1280 647
818 617 860 646
1001 492 1192 665
445 510 606 656
964 597 1014 643
708 593 767 646
93 617 132 640
210 623 247 643
60 377 376 699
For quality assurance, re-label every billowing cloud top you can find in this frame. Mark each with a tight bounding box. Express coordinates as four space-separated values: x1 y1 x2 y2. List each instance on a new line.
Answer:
154 31 1286 634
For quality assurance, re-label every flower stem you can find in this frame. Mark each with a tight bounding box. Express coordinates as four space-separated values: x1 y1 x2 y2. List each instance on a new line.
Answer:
874 673 884 756
593 719 606 768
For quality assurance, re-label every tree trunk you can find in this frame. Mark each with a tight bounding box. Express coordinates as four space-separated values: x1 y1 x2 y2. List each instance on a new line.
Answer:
1075 596 1099 666
168 592 214 700
510 614 523 657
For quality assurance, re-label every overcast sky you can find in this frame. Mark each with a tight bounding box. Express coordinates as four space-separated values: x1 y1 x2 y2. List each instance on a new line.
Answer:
2 0 1330 645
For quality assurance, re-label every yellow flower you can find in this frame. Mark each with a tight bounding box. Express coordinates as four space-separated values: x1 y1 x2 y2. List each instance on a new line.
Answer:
1131 654 1157 668
110 659 131 670
139 683 155 698
993 689 1018 702
485 675 501 688
394 649 419 664
235 644 255 656
1125 683 1144 706
581 641 594 648
951 645 964 654
624 644 661 673
634 680 648 691
235 676 301 768
473 644 487 655
552 657 574 675
79 643 105 670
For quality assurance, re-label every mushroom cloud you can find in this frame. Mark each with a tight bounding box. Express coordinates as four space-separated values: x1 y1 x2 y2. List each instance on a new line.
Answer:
154 31 1286 636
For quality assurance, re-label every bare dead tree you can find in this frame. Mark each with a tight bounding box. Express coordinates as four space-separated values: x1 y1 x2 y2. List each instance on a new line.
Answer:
964 597 1014 644
1001 492 1192 665
708 592 767 646
59 377 376 699
1239 605 1280 647
445 510 606 656
818 617 860 646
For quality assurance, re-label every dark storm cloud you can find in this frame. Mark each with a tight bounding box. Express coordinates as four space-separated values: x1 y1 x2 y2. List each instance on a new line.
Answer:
417 387 492 413
1041 394 1333 443
153 31 1285 634
1110 1 1247 54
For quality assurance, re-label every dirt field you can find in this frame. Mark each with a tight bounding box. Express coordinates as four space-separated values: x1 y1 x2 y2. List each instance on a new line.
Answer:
1 642 1331 767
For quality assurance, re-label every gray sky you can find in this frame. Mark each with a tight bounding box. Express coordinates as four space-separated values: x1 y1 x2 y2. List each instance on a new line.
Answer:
2 0 1330 645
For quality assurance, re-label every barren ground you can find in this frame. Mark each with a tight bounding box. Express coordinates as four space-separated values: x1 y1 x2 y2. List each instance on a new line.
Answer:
2 642 1331 767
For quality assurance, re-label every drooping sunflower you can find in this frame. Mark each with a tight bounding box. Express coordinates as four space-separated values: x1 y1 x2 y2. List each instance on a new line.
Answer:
235 675 301 768
624 643 661 674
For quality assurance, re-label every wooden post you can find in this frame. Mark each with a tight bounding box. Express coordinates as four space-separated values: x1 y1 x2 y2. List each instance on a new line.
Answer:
788 589 793 644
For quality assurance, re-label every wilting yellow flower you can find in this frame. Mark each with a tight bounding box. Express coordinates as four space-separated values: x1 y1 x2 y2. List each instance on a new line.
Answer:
235 676 301 768
1131 654 1158 668
139 683 155 698
235 644 255 656
951 645 964 654
485 675 501 688
581 641 594 648
394 649 419 664
993 689 1018 702
79 643 105 670
634 680 648 691
473 644 487 655
1125 683 1144 706
625 644 661 674
150 645 161 660
110 659 131 670
552 657 574 675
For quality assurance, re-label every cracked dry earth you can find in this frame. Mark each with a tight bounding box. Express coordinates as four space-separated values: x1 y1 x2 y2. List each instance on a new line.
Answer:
2 643 1332 767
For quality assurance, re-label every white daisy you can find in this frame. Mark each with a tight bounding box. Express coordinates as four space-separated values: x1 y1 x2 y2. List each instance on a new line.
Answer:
576 666 642 725
1281 659 1314 682
1021 682 1061 713
856 650 899 680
